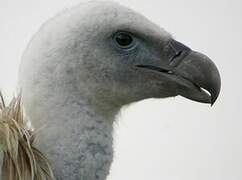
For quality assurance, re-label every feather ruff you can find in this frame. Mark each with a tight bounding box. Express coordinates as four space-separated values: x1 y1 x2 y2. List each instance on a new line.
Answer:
0 92 54 180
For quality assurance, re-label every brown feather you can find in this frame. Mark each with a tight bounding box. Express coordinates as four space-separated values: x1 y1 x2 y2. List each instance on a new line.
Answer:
0 92 55 180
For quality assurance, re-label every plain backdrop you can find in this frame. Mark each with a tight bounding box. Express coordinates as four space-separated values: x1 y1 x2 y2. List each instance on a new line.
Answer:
0 0 241 179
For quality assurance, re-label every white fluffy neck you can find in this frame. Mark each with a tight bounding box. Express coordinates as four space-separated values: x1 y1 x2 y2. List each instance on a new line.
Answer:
32 93 119 180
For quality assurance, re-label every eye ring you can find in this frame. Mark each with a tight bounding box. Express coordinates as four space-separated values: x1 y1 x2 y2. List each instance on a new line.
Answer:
113 32 135 49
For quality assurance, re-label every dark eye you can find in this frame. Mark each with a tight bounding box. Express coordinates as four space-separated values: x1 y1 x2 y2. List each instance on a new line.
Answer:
113 32 134 49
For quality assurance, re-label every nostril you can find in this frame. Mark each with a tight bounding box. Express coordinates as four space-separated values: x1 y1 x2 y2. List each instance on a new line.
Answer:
169 51 183 62
166 40 191 67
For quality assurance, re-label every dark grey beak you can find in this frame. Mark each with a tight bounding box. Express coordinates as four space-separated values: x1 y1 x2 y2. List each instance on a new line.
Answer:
167 40 221 105
137 39 221 105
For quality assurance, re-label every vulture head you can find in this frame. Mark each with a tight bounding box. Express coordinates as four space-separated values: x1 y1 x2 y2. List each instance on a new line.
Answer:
20 1 220 115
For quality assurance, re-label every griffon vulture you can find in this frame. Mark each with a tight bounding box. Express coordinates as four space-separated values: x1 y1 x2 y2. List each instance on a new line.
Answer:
0 1 220 180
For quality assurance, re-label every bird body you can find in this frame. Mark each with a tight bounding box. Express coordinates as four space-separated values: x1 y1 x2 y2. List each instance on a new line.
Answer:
0 1 221 180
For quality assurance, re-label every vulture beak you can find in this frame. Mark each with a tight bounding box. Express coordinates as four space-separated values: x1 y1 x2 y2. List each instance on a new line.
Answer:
137 39 221 105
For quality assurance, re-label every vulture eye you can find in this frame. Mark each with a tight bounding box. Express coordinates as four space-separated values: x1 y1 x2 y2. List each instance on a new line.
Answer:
113 32 135 49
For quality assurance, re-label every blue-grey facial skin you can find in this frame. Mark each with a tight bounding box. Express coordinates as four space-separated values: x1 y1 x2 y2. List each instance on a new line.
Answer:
85 45 177 106
77 24 178 108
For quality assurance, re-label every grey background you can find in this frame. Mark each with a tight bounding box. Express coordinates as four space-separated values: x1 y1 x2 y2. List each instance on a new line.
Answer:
0 0 241 179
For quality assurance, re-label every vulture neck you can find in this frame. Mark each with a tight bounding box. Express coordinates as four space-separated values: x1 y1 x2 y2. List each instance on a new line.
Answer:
35 92 119 180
